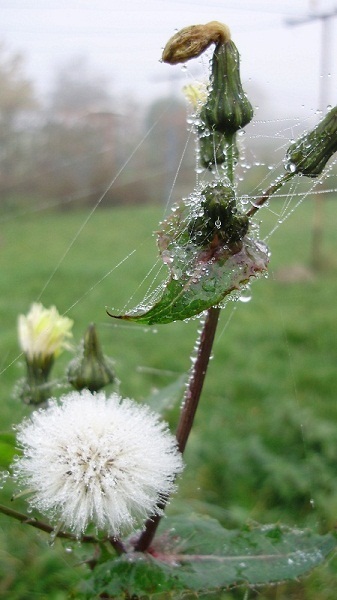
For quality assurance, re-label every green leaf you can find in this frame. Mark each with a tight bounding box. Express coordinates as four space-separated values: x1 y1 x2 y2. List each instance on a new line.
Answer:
86 515 336 598
108 196 269 325
0 432 17 469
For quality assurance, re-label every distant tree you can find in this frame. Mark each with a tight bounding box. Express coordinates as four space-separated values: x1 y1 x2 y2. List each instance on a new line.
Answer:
49 56 113 119
0 43 36 124
32 57 147 208
0 43 37 202
144 97 197 204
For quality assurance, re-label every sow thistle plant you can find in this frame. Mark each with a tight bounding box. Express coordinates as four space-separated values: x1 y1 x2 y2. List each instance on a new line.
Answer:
1 20 337 600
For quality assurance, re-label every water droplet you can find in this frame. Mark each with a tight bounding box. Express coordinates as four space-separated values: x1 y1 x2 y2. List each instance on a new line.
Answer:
0 470 9 489
240 195 249 206
172 268 182 280
162 250 173 265
285 161 297 173
239 293 252 303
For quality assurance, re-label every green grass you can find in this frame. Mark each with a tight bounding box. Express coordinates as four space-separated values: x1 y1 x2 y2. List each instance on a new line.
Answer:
1 196 337 598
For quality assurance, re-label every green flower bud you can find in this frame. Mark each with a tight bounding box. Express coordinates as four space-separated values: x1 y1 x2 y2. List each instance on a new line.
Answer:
189 181 249 249
285 106 337 177
200 40 254 135
67 324 115 393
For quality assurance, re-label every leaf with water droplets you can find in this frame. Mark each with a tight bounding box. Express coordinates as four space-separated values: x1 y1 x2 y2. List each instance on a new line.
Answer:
86 514 337 597
108 190 269 325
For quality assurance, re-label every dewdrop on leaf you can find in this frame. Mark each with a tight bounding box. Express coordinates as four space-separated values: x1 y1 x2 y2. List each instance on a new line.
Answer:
12 390 184 537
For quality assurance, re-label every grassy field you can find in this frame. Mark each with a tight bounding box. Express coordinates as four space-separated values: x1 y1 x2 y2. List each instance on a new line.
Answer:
1 195 337 599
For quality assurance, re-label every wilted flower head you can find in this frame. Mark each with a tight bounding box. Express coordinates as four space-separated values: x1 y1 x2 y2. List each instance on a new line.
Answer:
13 390 184 536
162 21 230 64
18 302 73 360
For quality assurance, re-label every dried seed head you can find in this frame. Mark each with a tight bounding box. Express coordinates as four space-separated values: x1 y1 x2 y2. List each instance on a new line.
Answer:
162 21 231 64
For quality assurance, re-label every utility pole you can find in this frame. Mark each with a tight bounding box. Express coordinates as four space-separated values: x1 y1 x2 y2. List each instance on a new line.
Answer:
285 3 337 270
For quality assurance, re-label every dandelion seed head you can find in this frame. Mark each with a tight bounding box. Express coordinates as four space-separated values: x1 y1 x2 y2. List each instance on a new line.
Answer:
13 390 184 536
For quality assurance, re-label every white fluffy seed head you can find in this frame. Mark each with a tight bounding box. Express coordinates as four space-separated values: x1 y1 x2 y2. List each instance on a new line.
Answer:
13 390 184 536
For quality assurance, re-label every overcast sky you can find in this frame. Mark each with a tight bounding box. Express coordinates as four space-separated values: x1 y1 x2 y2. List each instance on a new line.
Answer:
1 0 337 118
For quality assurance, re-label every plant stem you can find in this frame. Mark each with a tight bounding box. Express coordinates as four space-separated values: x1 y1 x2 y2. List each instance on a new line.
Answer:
246 172 293 218
223 133 236 181
134 306 221 552
0 502 126 551
0 503 94 542
175 306 221 453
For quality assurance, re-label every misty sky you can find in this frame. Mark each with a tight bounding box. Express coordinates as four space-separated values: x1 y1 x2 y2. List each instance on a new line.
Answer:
1 0 337 118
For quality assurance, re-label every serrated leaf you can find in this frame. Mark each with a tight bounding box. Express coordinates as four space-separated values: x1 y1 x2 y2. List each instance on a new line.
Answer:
154 515 336 589
84 553 185 599
86 514 336 598
108 198 269 325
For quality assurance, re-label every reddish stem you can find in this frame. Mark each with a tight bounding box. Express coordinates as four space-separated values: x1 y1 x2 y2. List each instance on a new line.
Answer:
176 306 221 453
134 306 220 552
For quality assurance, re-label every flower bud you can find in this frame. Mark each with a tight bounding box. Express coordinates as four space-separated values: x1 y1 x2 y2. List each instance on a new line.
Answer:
189 181 249 249
200 40 254 135
18 302 73 360
67 324 115 393
285 106 337 177
162 21 230 64
17 303 73 404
